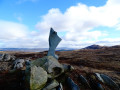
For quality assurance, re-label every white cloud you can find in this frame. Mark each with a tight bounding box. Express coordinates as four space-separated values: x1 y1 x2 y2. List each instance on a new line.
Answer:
0 20 49 48
0 20 28 40
35 0 120 48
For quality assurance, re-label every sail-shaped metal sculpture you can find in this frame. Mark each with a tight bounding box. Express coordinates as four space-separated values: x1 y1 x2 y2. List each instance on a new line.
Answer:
47 28 62 59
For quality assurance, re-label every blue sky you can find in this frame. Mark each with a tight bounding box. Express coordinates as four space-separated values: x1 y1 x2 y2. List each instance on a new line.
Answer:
0 0 107 30
0 0 120 48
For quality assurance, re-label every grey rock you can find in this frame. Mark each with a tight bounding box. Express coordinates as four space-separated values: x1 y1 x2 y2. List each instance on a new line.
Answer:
43 80 59 90
13 59 25 69
56 83 63 90
0 54 4 61
25 66 47 90
67 77 80 90
4 54 11 61
47 28 62 60
95 73 104 83
0 54 16 61
79 75 91 89
31 56 64 78
62 64 74 72
88 74 104 90
25 59 30 65
100 74 119 90
0 62 11 71
96 83 104 90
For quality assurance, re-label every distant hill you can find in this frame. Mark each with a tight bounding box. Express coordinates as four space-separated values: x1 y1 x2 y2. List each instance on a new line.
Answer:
83 44 106 49
83 44 120 50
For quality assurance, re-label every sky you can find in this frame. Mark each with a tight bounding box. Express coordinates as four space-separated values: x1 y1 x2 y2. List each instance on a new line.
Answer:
0 0 120 48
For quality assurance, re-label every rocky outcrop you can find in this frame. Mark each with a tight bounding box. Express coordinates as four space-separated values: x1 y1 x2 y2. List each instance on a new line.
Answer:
0 54 15 61
0 54 16 71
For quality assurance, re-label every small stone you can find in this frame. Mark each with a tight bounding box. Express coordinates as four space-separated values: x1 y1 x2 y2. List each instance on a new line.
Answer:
13 59 25 69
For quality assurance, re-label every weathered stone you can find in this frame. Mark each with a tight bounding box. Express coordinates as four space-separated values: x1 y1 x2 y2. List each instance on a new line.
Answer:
25 66 47 90
47 28 62 59
13 59 25 69
79 75 91 89
0 62 11 71
67 77 80 90
88 74 104 90
0 54 16 61
100 74 119 90
0 54 4 61
25 60 30 65
31 56 64 78
95 83 104 90
0 54 6 61
62 64 74 72
56 83 63 90
4 54 11 61
43 80 59 90
95 73 104 83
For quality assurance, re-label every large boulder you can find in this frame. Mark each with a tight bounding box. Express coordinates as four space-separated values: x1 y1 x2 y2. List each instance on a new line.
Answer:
30 66 47 90
31 56 64 78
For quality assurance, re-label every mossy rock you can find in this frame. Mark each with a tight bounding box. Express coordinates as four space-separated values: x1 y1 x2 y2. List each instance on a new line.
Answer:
25 66 47 90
